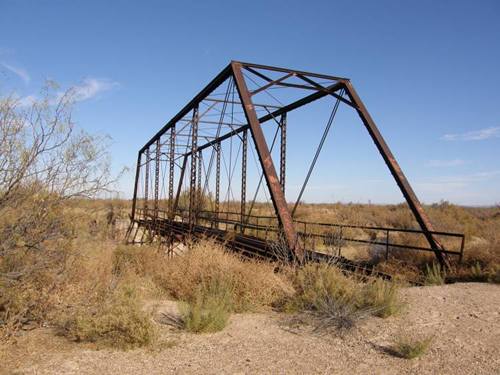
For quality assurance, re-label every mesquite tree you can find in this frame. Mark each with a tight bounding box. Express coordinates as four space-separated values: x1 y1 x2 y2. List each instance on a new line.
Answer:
0 84 116 260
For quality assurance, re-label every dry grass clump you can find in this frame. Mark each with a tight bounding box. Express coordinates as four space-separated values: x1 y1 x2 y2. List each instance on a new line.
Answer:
179 278 233 333
61 284 156 349
105 239 292 334
424 262 446 285
391 334 433 359
112 243 163 278
157 240 291 313
285 264 404 332
0 238 74 335
286 264 359 313
361 278 403 318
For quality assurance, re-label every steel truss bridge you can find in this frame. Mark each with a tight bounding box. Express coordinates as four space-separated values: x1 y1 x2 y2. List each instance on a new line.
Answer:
126 61 464 272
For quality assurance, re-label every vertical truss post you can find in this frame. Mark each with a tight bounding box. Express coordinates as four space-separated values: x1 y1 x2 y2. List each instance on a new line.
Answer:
215 142 221 229
241 129 248 232
342 80 450 268
232 62 302 259
197 150 202 220
168 125 175 218
189 107 199 230
280 113 287 193
154 138 160 217
173 155 188 219
131 151 142 221
144 147 150 214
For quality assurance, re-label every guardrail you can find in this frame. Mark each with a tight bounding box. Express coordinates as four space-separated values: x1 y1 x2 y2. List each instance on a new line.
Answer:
134 207 465 262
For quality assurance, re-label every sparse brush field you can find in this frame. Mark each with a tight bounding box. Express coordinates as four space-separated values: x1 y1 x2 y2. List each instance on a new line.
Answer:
1 199 500 374
1 199 499 343
1 90 499 373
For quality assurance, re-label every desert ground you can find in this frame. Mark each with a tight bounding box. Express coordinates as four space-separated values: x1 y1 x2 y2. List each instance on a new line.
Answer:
2 282 499 375
2 96 499 374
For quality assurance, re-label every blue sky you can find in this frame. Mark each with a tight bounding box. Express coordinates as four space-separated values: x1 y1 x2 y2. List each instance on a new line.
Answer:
1 0 499 205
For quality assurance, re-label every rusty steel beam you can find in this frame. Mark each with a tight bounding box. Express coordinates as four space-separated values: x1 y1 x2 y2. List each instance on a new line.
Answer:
168 125 175 216
140 64 233 153
131 151 142 220
250 72 294 96
280 113 286 192
342 81 450 268
130 60 457 269
154 138 160 215
240 61 348 83
241 129 247 231
173 154 188 218
197 150 202 218
188 107 199 229
215 142 221 228
231 61 302 260
186 81 346 157
144 147 150 210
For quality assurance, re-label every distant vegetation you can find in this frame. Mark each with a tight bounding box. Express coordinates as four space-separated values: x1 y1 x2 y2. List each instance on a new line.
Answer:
1 85 499 349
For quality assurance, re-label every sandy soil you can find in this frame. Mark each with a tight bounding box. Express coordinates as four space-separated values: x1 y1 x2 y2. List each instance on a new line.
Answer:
1 283 499 375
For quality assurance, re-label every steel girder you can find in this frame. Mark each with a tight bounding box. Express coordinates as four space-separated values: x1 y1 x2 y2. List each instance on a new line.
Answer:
130 61 450 267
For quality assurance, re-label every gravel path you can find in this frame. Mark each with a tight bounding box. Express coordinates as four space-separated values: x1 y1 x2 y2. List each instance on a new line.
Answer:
2 283 499 374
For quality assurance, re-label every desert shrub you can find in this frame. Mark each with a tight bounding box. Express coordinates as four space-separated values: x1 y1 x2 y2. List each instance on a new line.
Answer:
61 284 156 349
308 295 374 333
179 277 232 333
0 238 74 335
112 244 161 277
286 264 403 332
361 278 404 318
391 334 433 359
490 265 500 284
156 240 290 312
0 86 119 336
286 264 359 313
424 263 445 285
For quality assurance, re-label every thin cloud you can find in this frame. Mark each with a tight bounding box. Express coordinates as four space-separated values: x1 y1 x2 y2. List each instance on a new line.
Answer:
68 78 119 102
426 159 466 167
442 127 500 141
17 94 37 107
417 170 500 193
11 77 118 108
1 62 30 84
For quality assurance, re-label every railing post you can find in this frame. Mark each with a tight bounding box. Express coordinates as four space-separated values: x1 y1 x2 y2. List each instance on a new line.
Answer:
385 230 390 261
304 222 307 250
459 235 465 264
338 226 343 257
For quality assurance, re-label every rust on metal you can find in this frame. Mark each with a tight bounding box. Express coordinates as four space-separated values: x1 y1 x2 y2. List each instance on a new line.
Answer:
126 61 463 270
